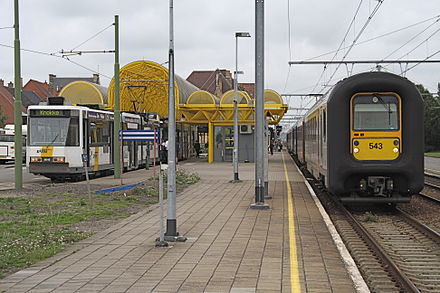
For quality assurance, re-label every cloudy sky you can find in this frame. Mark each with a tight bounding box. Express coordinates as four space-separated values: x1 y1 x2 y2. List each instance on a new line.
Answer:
1 0 439 121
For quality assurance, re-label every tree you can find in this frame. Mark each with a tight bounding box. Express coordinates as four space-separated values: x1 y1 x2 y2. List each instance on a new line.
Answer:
0 105 7 128
417 84 440 152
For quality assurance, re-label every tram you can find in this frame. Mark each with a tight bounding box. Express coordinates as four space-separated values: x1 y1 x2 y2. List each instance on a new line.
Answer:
27 98 159 181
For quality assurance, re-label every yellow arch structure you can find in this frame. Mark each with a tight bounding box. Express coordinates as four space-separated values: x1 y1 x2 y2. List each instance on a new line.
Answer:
220 90 251 105
264 89 283 104
59 81 107 105
186 90 219 105
107 60 198 117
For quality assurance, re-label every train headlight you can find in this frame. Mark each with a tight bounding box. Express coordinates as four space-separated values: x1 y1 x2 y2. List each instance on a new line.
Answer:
353 140 359 146
353 148 359 153
393 140 399 146
393 148 399 153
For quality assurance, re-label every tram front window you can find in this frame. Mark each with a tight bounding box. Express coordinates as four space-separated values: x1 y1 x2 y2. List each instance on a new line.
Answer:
29 117 79 146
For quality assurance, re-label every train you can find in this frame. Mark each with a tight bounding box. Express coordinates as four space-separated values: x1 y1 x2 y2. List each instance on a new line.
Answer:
286 71 424 203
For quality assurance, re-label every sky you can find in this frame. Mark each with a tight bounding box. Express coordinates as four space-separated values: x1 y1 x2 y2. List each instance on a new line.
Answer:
1 0 439 126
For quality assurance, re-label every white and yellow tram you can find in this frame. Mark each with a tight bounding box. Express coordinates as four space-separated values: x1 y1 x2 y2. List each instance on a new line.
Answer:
27 101 159 181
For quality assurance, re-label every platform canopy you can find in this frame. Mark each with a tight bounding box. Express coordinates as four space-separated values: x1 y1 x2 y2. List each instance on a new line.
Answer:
186 90 219 105
220 90 251 105
59 81 108 105
264 89 283 104
107 60 199 117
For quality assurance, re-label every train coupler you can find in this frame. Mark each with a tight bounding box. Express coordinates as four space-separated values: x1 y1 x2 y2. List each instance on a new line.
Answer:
359 176 393 196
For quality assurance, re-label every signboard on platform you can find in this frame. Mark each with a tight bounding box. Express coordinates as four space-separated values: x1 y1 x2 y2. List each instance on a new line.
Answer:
119 130 158 141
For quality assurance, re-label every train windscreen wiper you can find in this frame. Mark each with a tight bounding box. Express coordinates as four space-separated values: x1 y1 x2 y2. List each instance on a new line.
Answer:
373 94 392 127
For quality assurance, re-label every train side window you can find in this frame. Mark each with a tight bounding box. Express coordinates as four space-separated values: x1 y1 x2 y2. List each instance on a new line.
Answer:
323 110 326 141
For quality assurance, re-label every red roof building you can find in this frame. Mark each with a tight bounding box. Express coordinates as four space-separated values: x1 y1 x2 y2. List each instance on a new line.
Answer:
23 79 58 101
238 82 255 100
0 80 18 126
187 69 234 97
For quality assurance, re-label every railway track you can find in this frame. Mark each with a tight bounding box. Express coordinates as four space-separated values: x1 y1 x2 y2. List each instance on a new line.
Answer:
309 181 440 292
421 173 440 205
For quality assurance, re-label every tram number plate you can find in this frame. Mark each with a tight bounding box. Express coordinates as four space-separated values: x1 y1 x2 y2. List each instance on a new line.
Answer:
368 142 383 150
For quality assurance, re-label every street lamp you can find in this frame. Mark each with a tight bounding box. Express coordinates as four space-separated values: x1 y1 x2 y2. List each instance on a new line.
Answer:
233 31 251 181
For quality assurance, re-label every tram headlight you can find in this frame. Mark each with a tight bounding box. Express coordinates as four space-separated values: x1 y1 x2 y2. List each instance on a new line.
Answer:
52 156 65 163
30 157 42 162
353 147 359 153
393 148 399 153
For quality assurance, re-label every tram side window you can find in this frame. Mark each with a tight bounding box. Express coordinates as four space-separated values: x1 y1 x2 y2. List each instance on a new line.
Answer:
66 118 79 146
90 121 111 146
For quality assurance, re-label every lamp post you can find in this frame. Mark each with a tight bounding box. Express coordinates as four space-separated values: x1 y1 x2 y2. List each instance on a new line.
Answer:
233 32 250 182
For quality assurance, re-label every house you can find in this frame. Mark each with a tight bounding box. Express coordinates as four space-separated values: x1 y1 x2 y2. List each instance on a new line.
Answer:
23 79 58 101
238 82 255 100
49 73 100 92
0 80 25 126
187 69 255 99
186 69 234 97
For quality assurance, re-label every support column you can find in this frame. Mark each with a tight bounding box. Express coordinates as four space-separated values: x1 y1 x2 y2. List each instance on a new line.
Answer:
251 0 269 210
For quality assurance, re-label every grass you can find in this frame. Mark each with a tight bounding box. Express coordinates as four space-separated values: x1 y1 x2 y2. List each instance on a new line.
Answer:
362 211 379 223
425 152 440 158
0 169 200 279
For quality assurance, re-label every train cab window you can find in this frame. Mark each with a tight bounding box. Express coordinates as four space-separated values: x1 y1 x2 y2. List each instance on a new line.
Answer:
353 94 399 131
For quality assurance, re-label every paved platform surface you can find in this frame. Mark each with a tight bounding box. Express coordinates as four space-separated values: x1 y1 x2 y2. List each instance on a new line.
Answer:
0 152 358 292
425 156 440 175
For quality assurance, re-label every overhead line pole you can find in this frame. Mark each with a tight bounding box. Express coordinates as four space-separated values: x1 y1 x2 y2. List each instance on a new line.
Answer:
113 15 121 179
14 0 22 190
251 0 269 210
165 0 185 242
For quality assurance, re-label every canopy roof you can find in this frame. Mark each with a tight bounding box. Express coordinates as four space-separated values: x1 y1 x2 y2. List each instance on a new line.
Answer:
186 90 219 105
59 81 107 105
220 90 251 105
108 60 198 117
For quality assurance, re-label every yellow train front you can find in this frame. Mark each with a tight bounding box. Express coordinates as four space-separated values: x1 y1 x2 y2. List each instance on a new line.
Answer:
289 72 424 203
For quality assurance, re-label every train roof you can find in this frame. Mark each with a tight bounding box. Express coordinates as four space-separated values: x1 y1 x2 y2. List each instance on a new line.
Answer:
293 71 418 128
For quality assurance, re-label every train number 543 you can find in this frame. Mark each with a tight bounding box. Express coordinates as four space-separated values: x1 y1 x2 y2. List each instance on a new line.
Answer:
369 142 383 149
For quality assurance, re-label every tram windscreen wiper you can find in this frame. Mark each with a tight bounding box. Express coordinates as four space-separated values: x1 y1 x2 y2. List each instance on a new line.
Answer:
49 134 59 145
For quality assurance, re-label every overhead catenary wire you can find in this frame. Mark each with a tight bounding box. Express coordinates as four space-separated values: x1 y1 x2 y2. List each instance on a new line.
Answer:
0 43 112 79
323 0 385 90
311 0 364 93
305 14 440 61
283 0 293 92
401 49 440 75
70 23 114 51
382 17 440 60
396 26 440 61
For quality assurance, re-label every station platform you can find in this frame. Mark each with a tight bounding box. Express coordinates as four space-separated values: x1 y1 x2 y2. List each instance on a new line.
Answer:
0 152 363 293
